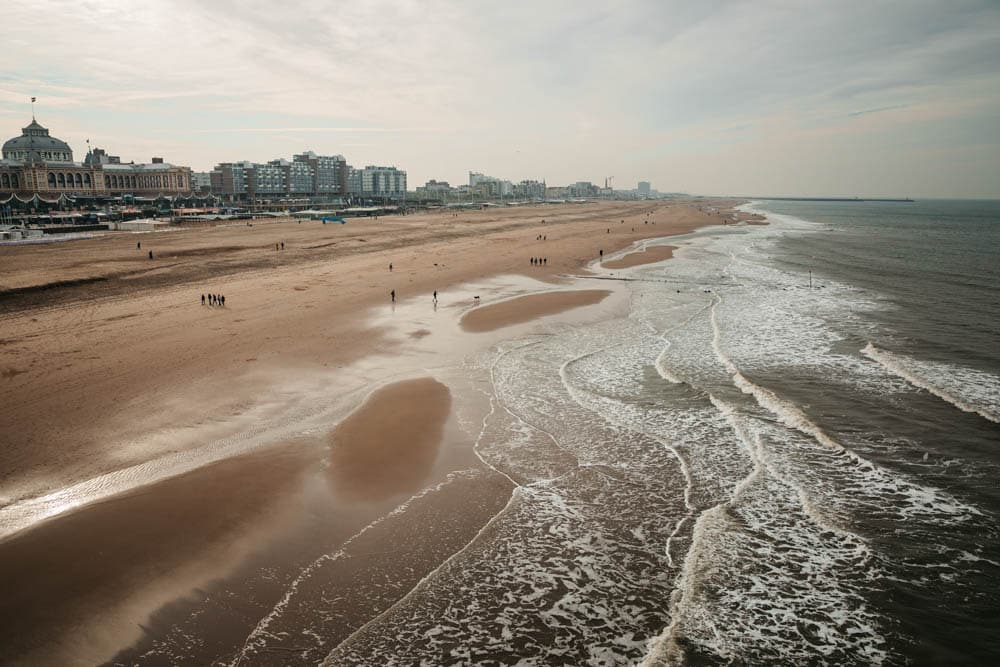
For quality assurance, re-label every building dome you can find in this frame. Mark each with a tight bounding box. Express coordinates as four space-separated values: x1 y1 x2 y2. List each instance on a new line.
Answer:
2 119 74 163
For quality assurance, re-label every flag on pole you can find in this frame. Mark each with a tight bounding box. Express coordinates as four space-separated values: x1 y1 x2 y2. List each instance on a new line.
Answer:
31 97 36 103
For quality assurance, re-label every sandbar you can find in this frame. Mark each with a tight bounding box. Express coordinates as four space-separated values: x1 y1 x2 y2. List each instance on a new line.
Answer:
459 289 611 333
328 377 451 502
602 244 676 269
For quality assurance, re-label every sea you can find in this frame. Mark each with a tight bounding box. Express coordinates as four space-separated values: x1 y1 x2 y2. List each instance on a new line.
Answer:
295 199 999 666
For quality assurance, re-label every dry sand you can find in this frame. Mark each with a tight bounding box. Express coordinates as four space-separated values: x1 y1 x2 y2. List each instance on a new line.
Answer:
459 289 611 333
0 198 748 664
602 244 676 269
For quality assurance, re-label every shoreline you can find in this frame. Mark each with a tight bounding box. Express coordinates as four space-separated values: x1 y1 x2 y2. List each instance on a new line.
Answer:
0 198 751 664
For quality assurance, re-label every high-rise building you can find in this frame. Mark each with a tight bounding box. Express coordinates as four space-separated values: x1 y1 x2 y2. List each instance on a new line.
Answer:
416 179 452 197
346 167 363 196
207 152 404 201
360 165 407 197
567 181 598 198
210 162 249 197
514 179 546 199
246 161 287 196
637 181 651 196
293 151 346 196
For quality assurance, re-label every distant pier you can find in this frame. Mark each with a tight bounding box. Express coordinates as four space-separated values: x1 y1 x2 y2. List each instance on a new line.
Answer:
749 196 914 203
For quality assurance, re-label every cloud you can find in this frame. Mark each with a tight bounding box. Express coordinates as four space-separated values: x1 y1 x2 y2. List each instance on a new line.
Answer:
848 104 911 117
1 0 998 196
193 127 440 134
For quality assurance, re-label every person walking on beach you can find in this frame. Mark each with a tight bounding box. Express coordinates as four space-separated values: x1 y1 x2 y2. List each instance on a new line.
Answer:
221 295 225 307
148 250 153 259
433 290 438 302
390 289 396 303
599 249 604 258
201 294 205 306
137 241 141 249
281 242 285 250
389 262 393 272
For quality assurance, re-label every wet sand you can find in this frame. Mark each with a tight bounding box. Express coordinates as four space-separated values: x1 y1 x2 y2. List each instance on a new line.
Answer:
0 198 749 664
459 289 611 333
328 378 451 502
0 444 315 666
602 244 676 269
106 377 497 666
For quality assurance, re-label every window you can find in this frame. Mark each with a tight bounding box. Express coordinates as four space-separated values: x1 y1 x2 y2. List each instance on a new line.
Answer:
57 173 65 187
1 174 9 188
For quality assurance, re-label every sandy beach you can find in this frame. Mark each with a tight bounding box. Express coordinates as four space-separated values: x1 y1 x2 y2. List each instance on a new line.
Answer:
0 199 753 665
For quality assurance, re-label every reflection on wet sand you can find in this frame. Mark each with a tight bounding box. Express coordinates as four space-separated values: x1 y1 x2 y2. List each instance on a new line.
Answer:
328 378 451 502
0 445 312 666
459 289 610 333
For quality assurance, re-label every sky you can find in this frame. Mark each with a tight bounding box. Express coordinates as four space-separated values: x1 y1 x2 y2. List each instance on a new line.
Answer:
2 0 999 198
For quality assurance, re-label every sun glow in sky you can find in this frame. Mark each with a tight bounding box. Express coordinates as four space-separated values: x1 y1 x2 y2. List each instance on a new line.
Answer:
2 0 998 197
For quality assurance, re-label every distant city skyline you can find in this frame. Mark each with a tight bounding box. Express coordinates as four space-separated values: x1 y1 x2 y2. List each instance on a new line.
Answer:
2 0 998 198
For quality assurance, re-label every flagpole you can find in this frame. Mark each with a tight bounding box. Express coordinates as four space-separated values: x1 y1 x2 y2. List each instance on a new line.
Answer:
30 96 36 120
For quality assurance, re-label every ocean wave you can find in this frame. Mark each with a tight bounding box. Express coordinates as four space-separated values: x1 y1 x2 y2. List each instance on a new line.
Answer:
862 343 1000 424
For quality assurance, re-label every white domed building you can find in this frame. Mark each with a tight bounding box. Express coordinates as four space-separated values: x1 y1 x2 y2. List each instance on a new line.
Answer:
0 116 192 202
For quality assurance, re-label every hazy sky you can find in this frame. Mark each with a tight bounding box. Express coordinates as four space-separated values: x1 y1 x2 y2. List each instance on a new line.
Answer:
2 0 998 197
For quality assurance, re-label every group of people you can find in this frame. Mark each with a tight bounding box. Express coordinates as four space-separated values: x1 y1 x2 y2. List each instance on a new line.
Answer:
534 234 547 241
531 257 547 266
202 293 226 307
275 242 285 250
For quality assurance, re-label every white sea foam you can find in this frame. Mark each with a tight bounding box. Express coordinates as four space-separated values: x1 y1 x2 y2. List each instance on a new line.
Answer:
862 343 1000 423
